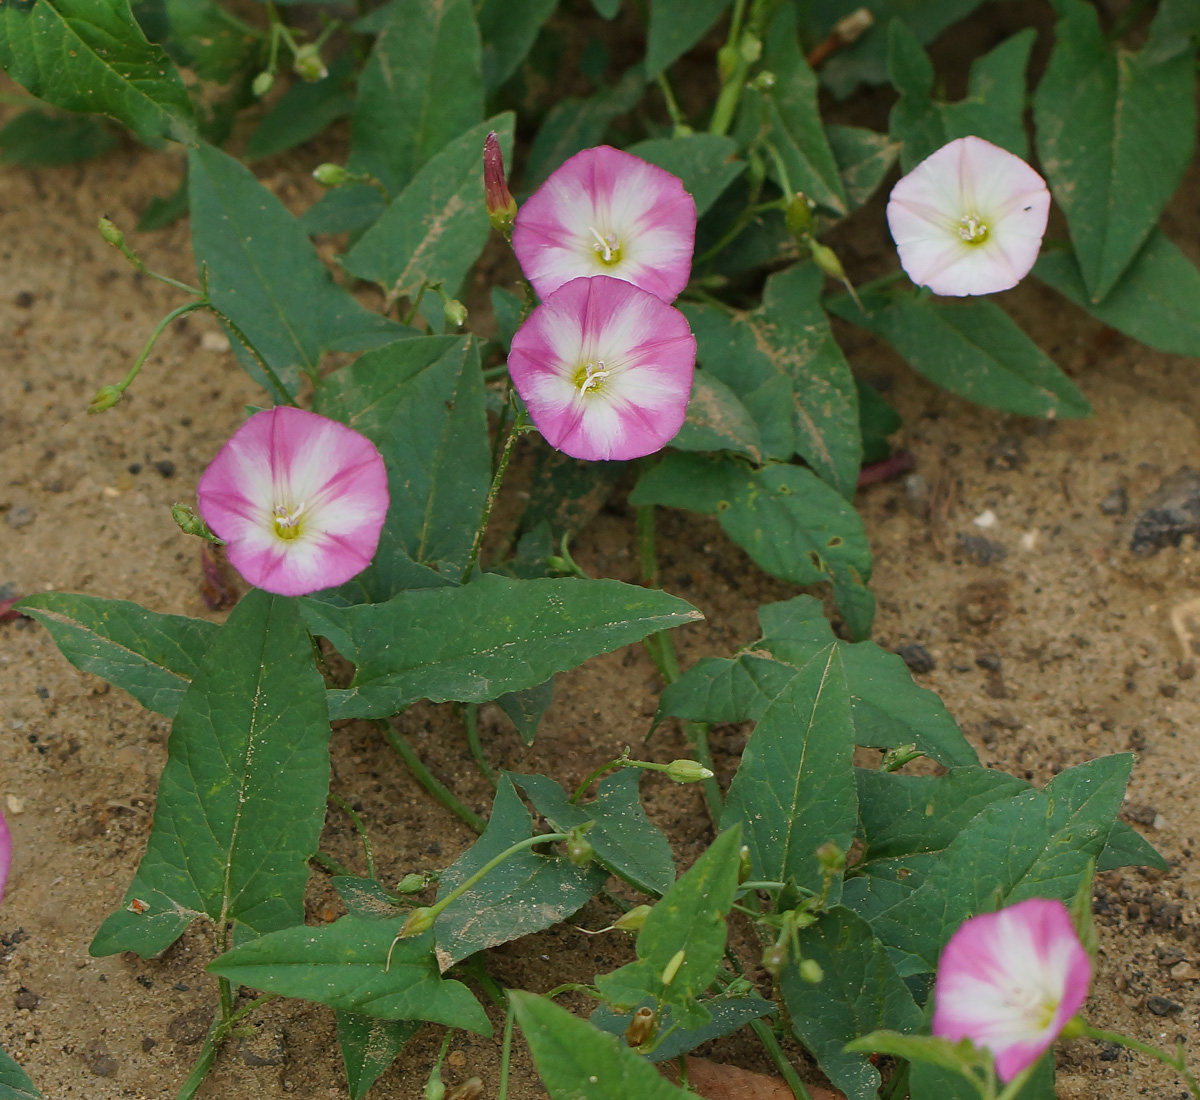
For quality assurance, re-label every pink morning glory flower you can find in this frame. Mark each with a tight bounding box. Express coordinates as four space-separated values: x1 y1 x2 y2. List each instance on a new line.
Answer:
512 145 696 304
197 407 389 597
886 136 1050 297
508 275 696 462
932 897 1091 1082
0 807 9 905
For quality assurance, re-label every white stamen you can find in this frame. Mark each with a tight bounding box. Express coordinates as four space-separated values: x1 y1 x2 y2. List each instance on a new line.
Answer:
588 225 619 263
958 214 988 243
273 501 307 539
578 359 612 394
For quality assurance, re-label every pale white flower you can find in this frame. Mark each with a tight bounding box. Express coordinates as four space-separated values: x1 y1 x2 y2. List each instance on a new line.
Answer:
886 136 1050 297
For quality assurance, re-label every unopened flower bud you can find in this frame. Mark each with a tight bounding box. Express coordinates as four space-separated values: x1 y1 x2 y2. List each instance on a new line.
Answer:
762 942 788 978
396 873 425 894
98 216 125 249
717 42 739 82
624 1006 657 1047
737 844 753 884
785 193 814 240
312 162 348 188
833 7 874 44
792 909 817 930
750 70 776 92
399 906 435 939
172 503 219 541
614 904 652 933
252 70 275 97
445 1078 484 1100
88 384 123 414
483 130 518 237
424 1072 446 1100
443 299 468 328
810 242 848 283
664 758 714 784
739 33 762 64
660 948 685 987
815 841 846 874
726 976 754 996
799 958 824 984
292 45 328 82
565 826 594 868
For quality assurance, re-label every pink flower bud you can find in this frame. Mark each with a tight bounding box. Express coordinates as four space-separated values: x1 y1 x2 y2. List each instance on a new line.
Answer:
483 130 517 237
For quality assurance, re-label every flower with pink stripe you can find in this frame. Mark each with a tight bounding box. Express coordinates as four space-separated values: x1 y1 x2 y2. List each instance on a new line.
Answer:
887 136 1050 297
513 145 696 303
197 407 389 597
932 897 1091 1082
508 275 696 462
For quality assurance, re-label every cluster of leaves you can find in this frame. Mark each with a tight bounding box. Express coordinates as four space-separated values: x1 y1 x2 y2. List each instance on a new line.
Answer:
4 0 1197 1098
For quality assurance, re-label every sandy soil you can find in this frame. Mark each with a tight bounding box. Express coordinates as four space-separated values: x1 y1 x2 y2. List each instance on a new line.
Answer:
2 26 1200 1100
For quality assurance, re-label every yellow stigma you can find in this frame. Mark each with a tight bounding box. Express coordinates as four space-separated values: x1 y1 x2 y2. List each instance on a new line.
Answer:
573 359 612 395
272 502 306 540
588 225 621 265
958 214 989 244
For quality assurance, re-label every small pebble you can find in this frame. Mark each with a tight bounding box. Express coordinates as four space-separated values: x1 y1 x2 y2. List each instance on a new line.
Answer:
972 509 997 529
14 989 39 1010
128 463 142 475
958 533 1007 565
1099 486 1129 516
975 652 1002 672
1130 467 1200 556
3 507 34 530
141 1038 156 1053
1170 961 1194 980
5 795 24 814
1146 995 1182 1016
14 291 33 308
896 643 935 674
154 459 176 479
1019 529 1039 550
201 331 231 352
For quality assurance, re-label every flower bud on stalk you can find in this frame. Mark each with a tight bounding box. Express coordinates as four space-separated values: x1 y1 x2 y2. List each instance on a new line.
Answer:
614 904 652 933
762 942 788 978
816 841 845 875
396 873 426 894
483 130 518 239
624 1006 658 1047
424 1072 446 1100
171 503 221 542
399 906 435 939
312 163 349 188
565 826 594 868
292 44 328 82
737 844 753 884
252 71 275 97
443 299 468 328
88 384 124 415
98 216 125 249
665 758 714 784
799 958 824 984
784 192 814 240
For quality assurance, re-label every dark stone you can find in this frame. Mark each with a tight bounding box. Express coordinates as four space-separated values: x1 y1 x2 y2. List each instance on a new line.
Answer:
957 533 1008 565
81 1039 118 1077
1124 804 1157 826
1098 1041 1123 1062
239 1025 287 1068
154 459 176 479
128 463 142 475
142 1038 157 1053
1147 995 1183 1016
1130 468 1200 556
14 988 39 1010
14 291 33 308
1099 486 1129 516
975 652 1002 672
167 1006 212 1045
896 643 935 674
4 507 35 530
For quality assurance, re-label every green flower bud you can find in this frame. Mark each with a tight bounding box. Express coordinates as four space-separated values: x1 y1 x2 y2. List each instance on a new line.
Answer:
785 193 814 240
725 976 754 997
660 948 686 987
750 70 776 92
716 42 739 82
312 162 349 188
810 242 847 283
97 217 124 249
399 906 435 939
88 385 123 414
792 909 817 930
815 841 845 874
737 844 753 884
624 1006 657 1047
762 942 788 978
613 904 652 933
171 503 220 542
799 958 824 984
739 33 762 64
443 299 468 328
292 45 328 83
396 873 426 894
664 758 714 784
566 826 594 868
424 1072 446 1100
251 71 275 97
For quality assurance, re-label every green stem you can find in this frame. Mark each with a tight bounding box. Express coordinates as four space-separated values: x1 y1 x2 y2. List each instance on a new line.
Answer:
545 982 601 999
1081 1024 1200 1098
570 758 628 803
103 300 206 405
206 306 299 405
462 703 497 789
709 0 751 135
463 404 524 581
175 992 276 1100
329 793 376 879
378 720 487 834
107 234 203 296
498 1001 515 1100
426 833 568 922
311 850 354 877
993 1062 1035 1100
749 1018 812 1100
655 72 689 132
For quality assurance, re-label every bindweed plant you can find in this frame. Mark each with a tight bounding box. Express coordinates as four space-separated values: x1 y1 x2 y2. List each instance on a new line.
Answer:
3 0 1199 1098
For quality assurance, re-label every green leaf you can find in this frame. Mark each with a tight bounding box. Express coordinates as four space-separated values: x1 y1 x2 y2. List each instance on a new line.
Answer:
846 1031 988 1076
781 907 922 1100
337 1012 419 1100
0 108 115 164
138 176 188 231
520 446 626 542
645 0 731 77
510 770 676 896
856 378 901 465
1033 232 1200 358
722 648 857 896
524 68 646 189
1033 0 1197 302
827 124 900 213
1098 820 1168 872
343 117 514 326
0 1047 40 1100
671 370 763 461
434 776 605 968
909 1054 1057 1100
209 920 491 1032
90 590 330 958
888 23 1034 171
0 0 196 144
595 827 742 1029
348 0 483 198
478 0 556 94
829 287 1093 420
187 142 405 399
512 992 692 1100
244 57 355 162
16 593 217 718
306 574 702 720
313 335 489 587
592 0 621 17
631 454 874 638
626 135 745 217
497 678 554 745
133 0 259 84
590 994 775 1062
871 755 1133 972
333 877 406 921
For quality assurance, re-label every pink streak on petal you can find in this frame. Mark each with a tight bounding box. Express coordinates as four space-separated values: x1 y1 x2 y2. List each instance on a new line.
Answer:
0 807 9 906
509 276 696 462
932 898 1091 1082
197 407 389 596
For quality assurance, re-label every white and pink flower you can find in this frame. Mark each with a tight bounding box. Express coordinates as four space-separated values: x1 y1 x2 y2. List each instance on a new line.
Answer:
508 275 696 462
197 407 389 597
886 136 1050 297
932 897 1091 1082
513 145 696 304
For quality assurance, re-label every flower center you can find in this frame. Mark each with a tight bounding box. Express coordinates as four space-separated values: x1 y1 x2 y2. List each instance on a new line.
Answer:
272 502 306 541
958 214 989 244
588 226 621 265
573 359 612 396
